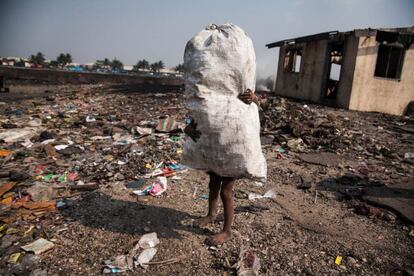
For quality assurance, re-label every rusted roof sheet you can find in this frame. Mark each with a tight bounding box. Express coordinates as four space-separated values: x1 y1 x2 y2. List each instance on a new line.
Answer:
266 31 339 48
266 26 414 49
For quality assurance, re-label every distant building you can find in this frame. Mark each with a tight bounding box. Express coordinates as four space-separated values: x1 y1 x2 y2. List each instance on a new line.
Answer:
1 57 33 67
123 65 133 71
267 27 414 115
1 57 19 66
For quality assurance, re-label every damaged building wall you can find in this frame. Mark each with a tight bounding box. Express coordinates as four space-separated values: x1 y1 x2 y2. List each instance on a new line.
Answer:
349 36 414 115
274 34 359 108
326 34 359 108
275 39 329 103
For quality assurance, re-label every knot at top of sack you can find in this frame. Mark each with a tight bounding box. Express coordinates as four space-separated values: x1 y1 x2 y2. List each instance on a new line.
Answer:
206 24 218 31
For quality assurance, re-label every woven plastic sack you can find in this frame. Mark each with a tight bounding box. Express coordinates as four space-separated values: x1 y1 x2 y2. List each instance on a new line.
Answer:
182 23 267 182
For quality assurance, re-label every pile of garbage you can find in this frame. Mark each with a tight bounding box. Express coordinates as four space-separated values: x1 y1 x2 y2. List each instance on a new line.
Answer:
0 86 189 273
259 96 414 161
0 84 412 274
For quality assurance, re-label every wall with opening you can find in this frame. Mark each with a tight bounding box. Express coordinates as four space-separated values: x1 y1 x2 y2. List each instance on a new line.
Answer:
328 34 360 109
274 35 358 107
349 35 414 115
275 39 329 102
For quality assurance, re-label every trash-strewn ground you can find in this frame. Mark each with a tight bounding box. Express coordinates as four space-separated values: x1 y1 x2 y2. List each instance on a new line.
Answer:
0 83 413 275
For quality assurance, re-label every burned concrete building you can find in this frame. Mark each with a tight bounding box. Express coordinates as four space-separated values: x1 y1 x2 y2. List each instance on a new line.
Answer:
266 27 414 115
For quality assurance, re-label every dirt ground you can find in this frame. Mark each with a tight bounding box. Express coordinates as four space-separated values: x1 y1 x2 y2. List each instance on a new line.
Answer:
0 83 413 275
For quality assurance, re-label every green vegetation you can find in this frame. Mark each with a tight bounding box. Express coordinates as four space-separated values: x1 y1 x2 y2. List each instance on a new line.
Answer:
29 52 45 66
150 61 165 73
56 53 73 67
174 63 184 73
133 59 150 71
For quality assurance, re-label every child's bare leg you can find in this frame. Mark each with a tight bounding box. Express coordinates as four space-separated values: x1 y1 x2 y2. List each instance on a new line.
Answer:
195 172 221 227
211 177 234 245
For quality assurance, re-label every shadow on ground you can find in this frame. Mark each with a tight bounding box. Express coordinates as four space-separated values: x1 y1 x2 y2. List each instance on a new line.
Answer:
60 191 208 239
316 175 414 223
316 175 414 200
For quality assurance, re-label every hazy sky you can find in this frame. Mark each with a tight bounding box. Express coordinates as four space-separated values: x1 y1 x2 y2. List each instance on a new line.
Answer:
0 0 413 78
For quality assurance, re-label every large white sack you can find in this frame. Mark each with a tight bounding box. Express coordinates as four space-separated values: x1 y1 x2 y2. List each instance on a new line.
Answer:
182 23 267 182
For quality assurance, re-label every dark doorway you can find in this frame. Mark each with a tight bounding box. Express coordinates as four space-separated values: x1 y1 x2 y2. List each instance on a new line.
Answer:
324 42 344 100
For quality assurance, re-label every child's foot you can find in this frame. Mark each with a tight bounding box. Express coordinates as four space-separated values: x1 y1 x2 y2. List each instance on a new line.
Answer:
211 230 232 245
195 215 215 227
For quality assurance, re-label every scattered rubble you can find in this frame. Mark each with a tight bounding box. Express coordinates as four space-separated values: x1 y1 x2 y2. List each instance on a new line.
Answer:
236 247 260 276
0 84 188 274
0 84 412 275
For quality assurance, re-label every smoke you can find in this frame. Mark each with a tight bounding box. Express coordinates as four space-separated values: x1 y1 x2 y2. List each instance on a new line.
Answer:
255 48 279 80
256 76 274 92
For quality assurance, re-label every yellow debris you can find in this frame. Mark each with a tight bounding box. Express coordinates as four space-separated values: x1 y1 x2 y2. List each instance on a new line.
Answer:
335 256 343 266
0 149 13 157
8 252 21 263
6 227 19 235
0 224 7 232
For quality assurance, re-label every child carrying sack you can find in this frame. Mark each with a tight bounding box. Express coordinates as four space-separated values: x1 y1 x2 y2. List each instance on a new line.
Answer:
182 23 267 182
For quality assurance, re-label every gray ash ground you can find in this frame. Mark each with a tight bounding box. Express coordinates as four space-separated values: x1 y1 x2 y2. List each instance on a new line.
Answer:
0 83 413 275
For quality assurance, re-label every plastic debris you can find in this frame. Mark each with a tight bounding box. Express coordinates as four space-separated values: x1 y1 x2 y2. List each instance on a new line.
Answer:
57 145 84 155
0 149 13 157
112 133 136 145
103 232 160 272
67 172 79 181
405 152 414 159
0 128 39 143
135 126 153 136
200 194 209 200
54 144 69 151
26 182 55 201
138 232 160 249
148 177 168 196
287 138 306 152
248 189 276 201
1 196 13 205
103 267 125 274
335 256 343 266
409 227 414 237
7 252 22 264
86 115 96 122
21 238 55 254
0 182 16 197
6 227 19 234
276 146 285 153
155 117 181 133
133 177 167 196
137 248 158 269
42 174 56 181
236 247 260 276
0 224 7 232
27 118 42 127
103 255 132 273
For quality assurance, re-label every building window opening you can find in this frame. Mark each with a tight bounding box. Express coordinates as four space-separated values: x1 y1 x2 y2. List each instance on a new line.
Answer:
329 63 341 81
325 42 343 99
284 49 302 73
374 43 405 79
